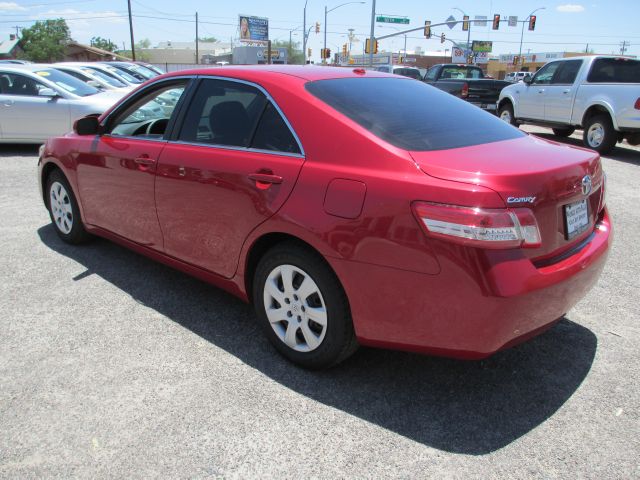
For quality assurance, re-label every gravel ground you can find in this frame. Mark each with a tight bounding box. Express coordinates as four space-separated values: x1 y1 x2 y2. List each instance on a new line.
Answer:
0 127 638 479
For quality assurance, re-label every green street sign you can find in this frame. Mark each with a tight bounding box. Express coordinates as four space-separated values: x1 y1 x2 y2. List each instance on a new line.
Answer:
376 15 410 24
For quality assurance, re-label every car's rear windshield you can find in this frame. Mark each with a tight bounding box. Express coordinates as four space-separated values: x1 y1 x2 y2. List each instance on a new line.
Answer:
394 68 422 80
587 58 640 83
305 77 524 151
440 66 484 79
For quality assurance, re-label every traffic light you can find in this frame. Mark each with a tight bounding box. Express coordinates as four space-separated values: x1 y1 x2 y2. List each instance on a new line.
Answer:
307 48 311 58
462 15 469 31
424 20 431 38
315 22 320 34
467 54 474 64
326 48 331 59
492 14 500 30
365 38 378 54
528 15 537 31
440 33 445 44
342 43 347 56
513 56 519 65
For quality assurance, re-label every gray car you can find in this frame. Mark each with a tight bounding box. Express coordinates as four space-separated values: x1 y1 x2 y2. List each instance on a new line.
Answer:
0 65 130 143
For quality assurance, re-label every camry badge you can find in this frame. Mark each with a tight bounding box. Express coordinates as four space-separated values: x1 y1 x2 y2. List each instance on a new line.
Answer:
582 175 592 196
507 196 536 204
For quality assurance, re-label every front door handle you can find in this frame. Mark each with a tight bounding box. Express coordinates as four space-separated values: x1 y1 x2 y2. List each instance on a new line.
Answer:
248 172 283 185
538 89 545 93
1 100 13 106
134 157 156 166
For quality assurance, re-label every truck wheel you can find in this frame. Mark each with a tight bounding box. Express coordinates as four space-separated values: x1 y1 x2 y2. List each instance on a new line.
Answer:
583 115 617 154
552 127 575 137
498 103 517 127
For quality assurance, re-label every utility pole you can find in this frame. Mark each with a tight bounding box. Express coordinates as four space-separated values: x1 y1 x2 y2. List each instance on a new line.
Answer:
368 0 376 67
195 12 199 64
620 40 629 55
127 0 136 61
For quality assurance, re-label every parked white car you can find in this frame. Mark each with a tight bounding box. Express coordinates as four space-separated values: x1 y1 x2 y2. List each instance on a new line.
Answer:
0 65 129 143
50 64 134 93
498 55 640 153
504 71 531 83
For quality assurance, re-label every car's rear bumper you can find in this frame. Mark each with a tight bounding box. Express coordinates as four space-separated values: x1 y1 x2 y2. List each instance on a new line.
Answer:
329 209 612 359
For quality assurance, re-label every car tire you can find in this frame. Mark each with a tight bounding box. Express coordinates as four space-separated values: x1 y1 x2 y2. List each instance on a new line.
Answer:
583 114 617 154
552 127 576 137
46 169 91 244
498 103 518 127
253 242 358 369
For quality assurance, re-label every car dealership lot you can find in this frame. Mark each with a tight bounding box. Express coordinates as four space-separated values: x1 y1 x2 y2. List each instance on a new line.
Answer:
0 127 638 478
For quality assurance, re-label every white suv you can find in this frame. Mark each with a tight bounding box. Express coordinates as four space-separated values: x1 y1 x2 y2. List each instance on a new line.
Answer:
498 56 640 153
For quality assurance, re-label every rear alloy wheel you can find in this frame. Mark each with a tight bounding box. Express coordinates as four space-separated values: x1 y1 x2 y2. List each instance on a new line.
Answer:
46 170 91 244
254 243 357 369
552 127 576 137
583 114 617 154
498 103 517 127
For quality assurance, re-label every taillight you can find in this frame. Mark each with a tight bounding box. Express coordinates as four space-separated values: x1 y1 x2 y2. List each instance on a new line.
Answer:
634 98 640 110
412 202 541 249
461 82 469 98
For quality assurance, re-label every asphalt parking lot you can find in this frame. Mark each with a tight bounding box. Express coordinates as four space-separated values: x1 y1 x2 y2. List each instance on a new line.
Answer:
0 126 638 478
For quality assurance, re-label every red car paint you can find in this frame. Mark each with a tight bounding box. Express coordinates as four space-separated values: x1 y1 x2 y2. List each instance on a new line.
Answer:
38 66 612 359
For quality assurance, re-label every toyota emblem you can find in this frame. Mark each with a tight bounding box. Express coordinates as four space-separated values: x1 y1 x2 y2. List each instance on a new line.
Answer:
581 175 592 196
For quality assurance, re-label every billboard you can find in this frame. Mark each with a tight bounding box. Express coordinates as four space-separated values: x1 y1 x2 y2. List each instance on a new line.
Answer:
239 15 269 44
472 40 493 53
452 47 490 64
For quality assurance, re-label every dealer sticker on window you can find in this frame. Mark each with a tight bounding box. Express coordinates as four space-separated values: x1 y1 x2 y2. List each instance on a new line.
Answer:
565 199 589 240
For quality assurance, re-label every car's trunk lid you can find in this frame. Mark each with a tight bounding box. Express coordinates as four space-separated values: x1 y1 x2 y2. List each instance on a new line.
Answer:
410 135 604 259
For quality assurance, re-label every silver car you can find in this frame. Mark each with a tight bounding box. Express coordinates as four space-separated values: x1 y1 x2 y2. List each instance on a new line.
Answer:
0 65 130 143
50 64 134 93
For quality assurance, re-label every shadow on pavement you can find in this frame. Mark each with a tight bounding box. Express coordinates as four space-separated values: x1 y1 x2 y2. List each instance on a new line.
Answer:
38 224 597 455
530 132 640 165
0 144 40 157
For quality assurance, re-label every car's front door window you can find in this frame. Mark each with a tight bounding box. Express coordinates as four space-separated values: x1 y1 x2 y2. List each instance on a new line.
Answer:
108 82 187 138
0 73 48 96
532 62 561 85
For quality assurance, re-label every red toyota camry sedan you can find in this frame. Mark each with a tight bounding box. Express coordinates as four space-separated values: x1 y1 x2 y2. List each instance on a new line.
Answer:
38 66 611 369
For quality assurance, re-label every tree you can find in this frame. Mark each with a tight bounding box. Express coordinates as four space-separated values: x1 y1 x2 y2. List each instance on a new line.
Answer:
270 39 305 65
198 36 217 43
118 38 151 61
90 36 117 52
19 19 71 62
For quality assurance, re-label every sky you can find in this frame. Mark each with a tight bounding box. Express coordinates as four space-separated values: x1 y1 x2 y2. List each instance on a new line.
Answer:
1 0 638 62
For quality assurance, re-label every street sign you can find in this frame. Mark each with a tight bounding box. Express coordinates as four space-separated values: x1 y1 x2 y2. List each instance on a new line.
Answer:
472 40 493 52
474 15 487 27
446 15 456 29
376 15 410 24
508 15 518 27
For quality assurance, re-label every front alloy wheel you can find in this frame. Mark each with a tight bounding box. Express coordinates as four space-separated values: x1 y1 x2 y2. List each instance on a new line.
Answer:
46 169 91 244
50 181 73 234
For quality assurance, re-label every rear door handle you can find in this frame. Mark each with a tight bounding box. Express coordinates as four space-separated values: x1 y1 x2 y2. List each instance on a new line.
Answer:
1 100 13 106
538 89 545 93
134 157 156 166
563 89 571 94
248 173 283 184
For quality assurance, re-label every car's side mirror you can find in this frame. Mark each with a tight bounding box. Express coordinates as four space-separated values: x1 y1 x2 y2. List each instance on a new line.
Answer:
74 115 100 136
38 87 59 97
523 75 532 85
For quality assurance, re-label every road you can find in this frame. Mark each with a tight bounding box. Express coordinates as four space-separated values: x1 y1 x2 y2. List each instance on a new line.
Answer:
0 127 638 478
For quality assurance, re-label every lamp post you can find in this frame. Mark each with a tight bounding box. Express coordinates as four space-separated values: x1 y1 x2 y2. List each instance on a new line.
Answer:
452 7 470 58
519 7 545 63
302 0 309 64
324 1 365 64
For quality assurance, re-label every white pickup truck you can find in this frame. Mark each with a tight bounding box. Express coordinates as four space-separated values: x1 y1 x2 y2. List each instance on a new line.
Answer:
498 55 640 153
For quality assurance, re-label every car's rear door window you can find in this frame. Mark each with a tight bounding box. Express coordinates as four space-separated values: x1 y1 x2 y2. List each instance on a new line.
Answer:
587 57 640 83
305 77 524 151
551 60 583 84
178 78 300 154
